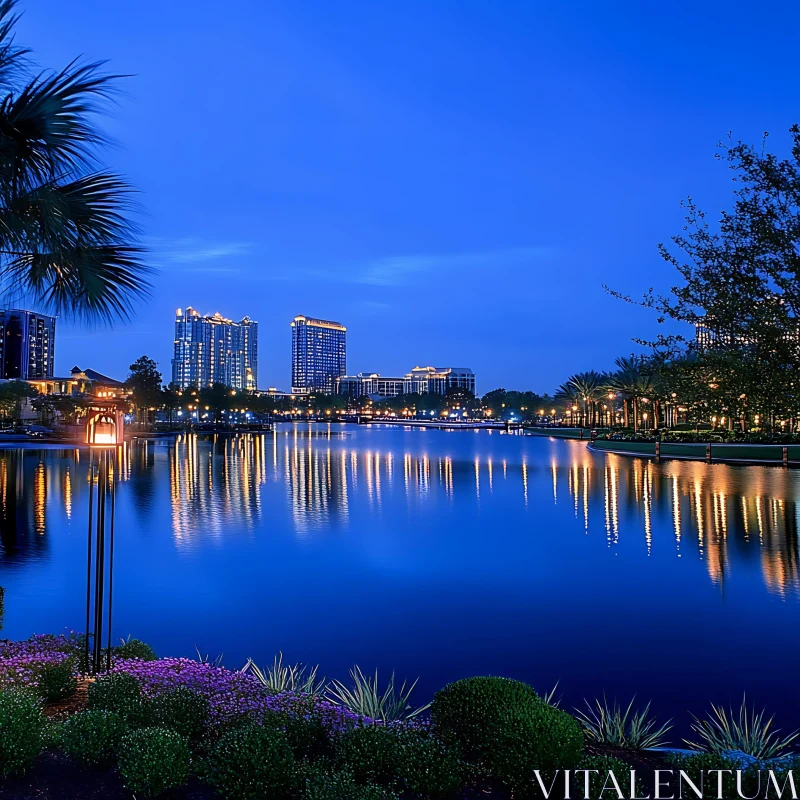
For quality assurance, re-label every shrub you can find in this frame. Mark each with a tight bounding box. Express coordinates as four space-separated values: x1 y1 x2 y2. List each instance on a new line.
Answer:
118 727 190 797
208 724 295 800
575 755 644 799
114 637 157 662
430 676 540 761
0 689 46 777
667 752 742 799
88 672 145 724
430 677 583 790
147 686 210 743
297 761 396 800
395 727 464 798
339 725 401 786
59 709 128 766
37 659 77 702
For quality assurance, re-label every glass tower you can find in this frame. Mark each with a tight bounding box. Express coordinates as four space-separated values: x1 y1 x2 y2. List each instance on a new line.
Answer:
172 307 258 390
0 309 56 380
291 315 346 394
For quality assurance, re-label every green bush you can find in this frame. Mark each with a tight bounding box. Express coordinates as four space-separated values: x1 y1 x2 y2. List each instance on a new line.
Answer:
88 672 145 724
208 724 295 800
114 638 157 662
147 687 209 743
298 760 396 800
0 689 46 777
574 755 643 800
666 752 742 799
118 727 190 797
430 676 583 790
37 659 77 702
59 709 128 766
338 724 401 786
396 727 464 798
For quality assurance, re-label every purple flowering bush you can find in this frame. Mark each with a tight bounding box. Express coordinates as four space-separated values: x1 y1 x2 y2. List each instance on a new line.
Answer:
0 633 81 695
113 657 369 735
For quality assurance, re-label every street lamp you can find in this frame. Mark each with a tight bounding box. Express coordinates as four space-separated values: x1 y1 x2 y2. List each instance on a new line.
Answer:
84 401 124 674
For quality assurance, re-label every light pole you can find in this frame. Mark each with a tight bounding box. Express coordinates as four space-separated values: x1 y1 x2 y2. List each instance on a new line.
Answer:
84 401 124 674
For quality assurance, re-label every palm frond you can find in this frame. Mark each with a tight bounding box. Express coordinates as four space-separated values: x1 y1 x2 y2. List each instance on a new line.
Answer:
326 666 430 722
685 695 799 760
0 1 29 89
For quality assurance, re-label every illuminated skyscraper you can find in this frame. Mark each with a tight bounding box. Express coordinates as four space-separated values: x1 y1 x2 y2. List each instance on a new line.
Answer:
291 315 346 394
0 309 56 380
172 307 258 390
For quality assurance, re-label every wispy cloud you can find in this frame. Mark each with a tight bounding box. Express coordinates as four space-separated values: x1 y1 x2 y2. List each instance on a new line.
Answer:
355 246 557 287
148 238 254 270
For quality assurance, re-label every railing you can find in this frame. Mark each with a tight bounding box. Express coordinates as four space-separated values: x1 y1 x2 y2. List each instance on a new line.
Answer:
589 438 800 465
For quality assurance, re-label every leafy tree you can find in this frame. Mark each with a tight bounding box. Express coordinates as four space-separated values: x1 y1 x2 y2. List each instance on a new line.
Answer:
608 126 800 428
0 380 37 421
126 357 162 424
0 0 150 321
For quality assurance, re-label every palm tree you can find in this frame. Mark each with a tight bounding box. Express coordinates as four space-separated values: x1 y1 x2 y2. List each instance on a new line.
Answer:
557 371 607 427
0 1 149 321
607 357 643 430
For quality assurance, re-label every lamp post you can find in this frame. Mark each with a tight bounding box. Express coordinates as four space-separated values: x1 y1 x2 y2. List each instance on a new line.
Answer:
85 401 124 674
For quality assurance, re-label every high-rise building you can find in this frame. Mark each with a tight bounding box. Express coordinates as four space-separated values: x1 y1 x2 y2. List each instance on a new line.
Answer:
172 307 258 390
0 309 56 380
291 315 346 394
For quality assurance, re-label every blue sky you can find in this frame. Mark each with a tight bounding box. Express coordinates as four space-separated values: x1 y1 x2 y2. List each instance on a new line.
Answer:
18 1 800 392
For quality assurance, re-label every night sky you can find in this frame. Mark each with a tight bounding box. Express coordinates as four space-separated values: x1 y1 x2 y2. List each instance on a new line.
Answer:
18 1 800 392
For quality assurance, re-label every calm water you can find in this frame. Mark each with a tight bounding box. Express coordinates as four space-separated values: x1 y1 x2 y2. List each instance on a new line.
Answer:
1 424 799 734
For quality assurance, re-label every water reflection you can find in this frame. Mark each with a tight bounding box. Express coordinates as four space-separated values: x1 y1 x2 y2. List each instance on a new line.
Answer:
0 431 799 600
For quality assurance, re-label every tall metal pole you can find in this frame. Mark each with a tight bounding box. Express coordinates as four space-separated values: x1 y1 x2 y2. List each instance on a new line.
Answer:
85 452 94 673
92 450 107 672
106 450 116 672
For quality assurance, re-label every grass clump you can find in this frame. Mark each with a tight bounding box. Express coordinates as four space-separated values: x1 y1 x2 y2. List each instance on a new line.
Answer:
244 652 325 696
574 696 672 749
327 666 429 722
0 689 46 777
59 709 128 766
208 724 295 800
686 695 799 759
118 727 190 797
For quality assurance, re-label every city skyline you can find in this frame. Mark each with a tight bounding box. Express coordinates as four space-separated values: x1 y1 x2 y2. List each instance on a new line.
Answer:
15 1 800 392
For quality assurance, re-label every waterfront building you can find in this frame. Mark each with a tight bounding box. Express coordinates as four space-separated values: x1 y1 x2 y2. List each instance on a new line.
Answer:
0 309 55 380
27 366 126 398
172 307 258 390
337 367 475 398
403 366 475 395
291 315 346 394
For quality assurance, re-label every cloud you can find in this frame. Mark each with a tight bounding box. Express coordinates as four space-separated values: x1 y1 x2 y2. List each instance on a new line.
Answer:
148 238 254 270
354 246 558 286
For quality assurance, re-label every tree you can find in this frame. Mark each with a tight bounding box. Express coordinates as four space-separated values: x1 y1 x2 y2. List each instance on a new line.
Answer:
126 356 162 424
0 1 150 320
0 380 36 421
608 126 800 428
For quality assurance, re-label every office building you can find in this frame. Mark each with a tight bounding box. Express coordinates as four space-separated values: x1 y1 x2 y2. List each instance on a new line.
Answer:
172 307 258 390
291 315 346 394
337 366 475 398
0 309 55 380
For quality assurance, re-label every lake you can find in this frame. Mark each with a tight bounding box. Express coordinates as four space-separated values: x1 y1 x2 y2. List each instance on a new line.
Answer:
0 424 798 736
